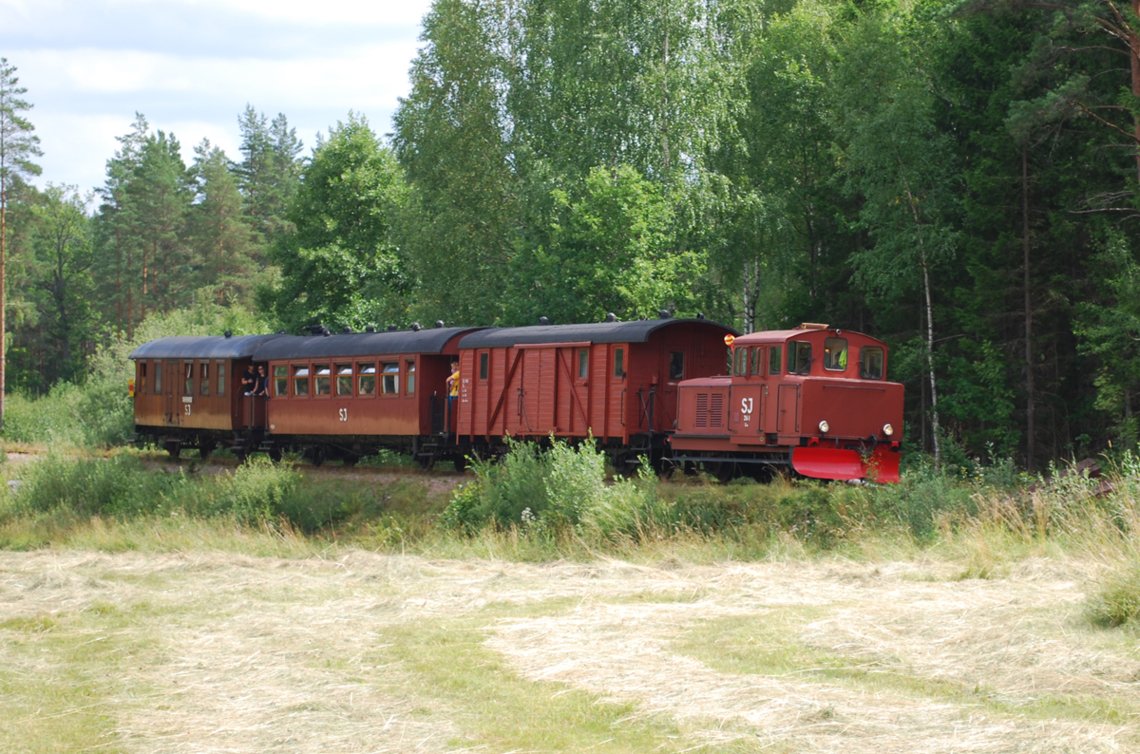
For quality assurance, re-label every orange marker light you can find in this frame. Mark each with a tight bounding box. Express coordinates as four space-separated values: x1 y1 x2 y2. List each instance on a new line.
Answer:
724 334 735 347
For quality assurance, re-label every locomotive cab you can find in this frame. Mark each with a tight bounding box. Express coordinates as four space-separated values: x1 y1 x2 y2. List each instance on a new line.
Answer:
669 323 903 482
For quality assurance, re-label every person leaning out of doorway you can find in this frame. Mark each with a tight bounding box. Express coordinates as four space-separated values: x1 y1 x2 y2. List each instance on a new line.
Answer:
241 365 256 396
446 361 460 416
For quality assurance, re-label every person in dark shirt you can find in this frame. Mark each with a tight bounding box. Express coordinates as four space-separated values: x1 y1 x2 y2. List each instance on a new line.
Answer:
253 365 270 397
241 365 256 396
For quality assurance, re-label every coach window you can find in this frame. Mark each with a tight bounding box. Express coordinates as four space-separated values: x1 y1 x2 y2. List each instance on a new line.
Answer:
358 364 376 396
183 362 194 395
293 365 310 396
824 337 848 372
860 347 884 380
381 362 399 395
479 352 489 380
578 348 589 379
406 360 416 394
314 365 331 396
336 364 354 396
613 347 625 378
155 363 163 393
273 366 288 396
138 362 148 395
200 362 210 396
788 341 812 375
217 362 226 396
769 346 782 375
669 351 685 381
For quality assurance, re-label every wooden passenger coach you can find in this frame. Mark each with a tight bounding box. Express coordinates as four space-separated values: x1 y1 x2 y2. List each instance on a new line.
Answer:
455 317 736 464
129 334 289 458
256 326 481 464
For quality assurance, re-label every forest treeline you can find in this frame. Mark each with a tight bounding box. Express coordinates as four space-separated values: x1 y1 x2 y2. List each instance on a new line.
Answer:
2 0 1139 471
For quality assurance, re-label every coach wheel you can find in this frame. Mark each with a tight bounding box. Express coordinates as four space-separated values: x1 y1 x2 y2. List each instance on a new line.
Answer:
268 445 283 463
304 446 326 467
164 440 181 459
198 441 215 460
452 454 468 473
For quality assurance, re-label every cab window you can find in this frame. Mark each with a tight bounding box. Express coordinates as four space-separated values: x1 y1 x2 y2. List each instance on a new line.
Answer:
751 348 764 377
733 348 748 376
788 342 812 374
769 346 781 375
823 337 848 371
860 347 885 380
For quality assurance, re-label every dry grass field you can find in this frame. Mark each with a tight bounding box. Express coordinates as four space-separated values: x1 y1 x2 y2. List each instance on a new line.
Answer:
1 548 1136 753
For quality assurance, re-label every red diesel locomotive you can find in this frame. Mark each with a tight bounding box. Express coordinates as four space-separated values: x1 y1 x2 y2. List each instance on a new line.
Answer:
130 318 903 481
669 323 903 482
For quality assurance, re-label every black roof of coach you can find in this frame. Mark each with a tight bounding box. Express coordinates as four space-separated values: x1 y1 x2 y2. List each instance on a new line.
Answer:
129 334 289 361
458 318 736 349
250 327 483 360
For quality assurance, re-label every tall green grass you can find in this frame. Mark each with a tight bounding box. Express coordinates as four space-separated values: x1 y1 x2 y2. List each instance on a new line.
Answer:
2 440 1136 632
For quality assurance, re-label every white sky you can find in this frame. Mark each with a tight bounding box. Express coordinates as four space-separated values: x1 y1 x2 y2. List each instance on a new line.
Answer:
0 0 436 197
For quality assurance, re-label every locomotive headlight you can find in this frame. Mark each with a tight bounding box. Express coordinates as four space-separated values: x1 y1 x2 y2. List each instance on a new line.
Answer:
882 423 894 437
818 419 830 434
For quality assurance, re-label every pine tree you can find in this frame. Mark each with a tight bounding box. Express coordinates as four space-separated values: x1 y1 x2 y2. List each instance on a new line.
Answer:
0 57 43 427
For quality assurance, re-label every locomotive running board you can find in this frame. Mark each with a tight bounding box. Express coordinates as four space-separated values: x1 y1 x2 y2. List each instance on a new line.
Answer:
791 446 900 483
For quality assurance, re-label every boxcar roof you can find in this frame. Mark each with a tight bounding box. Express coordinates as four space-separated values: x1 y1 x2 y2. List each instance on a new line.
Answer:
250 327 484 360
129 334 289 360
458 318 736 349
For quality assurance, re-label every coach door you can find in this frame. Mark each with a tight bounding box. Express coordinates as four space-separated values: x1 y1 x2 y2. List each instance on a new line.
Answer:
161 359 181 426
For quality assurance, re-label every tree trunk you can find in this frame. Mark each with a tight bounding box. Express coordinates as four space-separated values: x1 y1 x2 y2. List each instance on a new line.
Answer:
1022 146 1035 470
0 186 6 429
1132 1 1140 183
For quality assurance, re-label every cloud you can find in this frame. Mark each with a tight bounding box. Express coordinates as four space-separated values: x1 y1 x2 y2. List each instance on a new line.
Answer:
0 0 433 195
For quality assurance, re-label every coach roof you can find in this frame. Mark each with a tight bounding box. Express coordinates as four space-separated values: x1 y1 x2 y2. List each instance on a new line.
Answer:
250 327 483 360
458 318 735 349
129 334 289 361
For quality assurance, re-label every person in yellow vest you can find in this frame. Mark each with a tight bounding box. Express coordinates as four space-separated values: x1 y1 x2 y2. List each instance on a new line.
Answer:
446 361 460 420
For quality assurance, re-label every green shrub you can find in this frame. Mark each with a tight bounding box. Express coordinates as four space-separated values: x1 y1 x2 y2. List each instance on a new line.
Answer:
207 457 302 525
1086 560 1140 629
8 454 184 518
